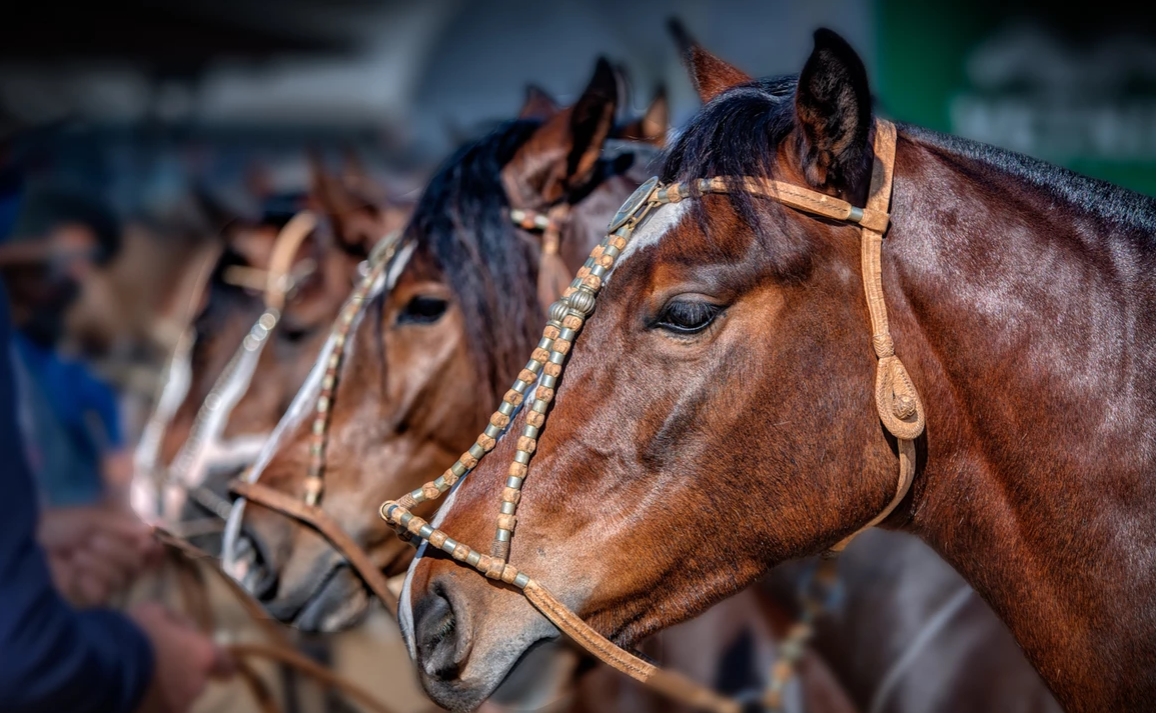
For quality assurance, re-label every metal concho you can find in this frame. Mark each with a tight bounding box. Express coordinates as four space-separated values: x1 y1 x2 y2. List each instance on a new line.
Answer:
607 176 659 233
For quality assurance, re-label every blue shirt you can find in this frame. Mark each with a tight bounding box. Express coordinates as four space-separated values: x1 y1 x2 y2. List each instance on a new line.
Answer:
0 281 154 713
11 333 123 507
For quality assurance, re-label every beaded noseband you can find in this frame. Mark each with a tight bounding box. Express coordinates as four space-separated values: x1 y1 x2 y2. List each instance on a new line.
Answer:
226 205 575 609
374 119 924 713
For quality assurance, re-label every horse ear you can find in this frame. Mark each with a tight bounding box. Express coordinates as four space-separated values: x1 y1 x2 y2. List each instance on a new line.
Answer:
667 18 750 103
192 185 246 238
518 84 560 120
793 28 873 196
564 58 619 190
308 150 378 255
341 145 371 187
503 57 619 205
613 87 668 147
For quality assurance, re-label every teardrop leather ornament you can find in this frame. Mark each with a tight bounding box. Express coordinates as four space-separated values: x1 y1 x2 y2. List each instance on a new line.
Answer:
874 356 924 440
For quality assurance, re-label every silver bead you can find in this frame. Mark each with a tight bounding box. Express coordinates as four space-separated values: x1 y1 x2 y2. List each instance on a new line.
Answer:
567 290 596 315
549 300 571 322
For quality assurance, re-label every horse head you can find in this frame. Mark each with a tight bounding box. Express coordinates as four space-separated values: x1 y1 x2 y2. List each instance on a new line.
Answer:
227 58 669 634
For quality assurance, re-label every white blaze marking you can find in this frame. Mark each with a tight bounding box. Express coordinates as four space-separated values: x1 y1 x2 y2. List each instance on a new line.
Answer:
606 200 690 277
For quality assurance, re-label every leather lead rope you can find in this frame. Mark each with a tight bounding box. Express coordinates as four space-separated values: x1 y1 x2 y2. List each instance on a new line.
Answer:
154 529 402 713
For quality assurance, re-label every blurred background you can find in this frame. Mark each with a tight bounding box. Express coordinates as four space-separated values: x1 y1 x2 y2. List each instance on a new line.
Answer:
0 0 1154 441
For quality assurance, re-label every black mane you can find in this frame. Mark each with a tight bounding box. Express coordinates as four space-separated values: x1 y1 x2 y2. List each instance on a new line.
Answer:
661 76 799 235
404 119 544 399
901 123 1155 239
661 75 1153 246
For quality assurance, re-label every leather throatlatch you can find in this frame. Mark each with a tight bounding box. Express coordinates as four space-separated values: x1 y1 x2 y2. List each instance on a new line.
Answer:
831 119 924 553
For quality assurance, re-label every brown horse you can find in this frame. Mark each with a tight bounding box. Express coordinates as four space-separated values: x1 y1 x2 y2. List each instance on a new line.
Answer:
224 61 868 713
401 28 1154 713
136 168 410 542
227 58 670 632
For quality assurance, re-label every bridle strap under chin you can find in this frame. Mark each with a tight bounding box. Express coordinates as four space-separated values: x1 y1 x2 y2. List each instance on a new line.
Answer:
831 119 923 551
225 229 406 610
378 119 924 713
230 480 399 615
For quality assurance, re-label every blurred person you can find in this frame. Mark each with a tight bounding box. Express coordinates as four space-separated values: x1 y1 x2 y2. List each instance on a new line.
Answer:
0 172 162 611
0 276 232 712
0 182 134 507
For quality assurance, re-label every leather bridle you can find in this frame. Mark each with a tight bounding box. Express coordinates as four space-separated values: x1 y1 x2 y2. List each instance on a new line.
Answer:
375 119 925 713
134 212 321 523
225 140 653 599
227 226 410 612
226 202 580 615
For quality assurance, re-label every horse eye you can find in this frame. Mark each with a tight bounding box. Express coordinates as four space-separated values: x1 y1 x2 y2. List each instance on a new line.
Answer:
654 300 723 334
279 324 314 344
397 296 449 325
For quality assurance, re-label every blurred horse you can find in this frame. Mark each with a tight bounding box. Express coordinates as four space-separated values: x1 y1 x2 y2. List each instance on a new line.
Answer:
132 168 412 550
123 162 428 713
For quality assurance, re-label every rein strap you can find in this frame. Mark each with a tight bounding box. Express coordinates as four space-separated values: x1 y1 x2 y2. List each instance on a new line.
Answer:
231 480 398 615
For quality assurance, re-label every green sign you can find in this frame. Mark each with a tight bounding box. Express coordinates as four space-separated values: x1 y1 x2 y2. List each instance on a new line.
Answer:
874 0 1154 195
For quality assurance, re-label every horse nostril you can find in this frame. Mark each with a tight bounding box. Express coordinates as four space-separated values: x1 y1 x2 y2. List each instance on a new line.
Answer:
415 586 466 681
237 530 279 601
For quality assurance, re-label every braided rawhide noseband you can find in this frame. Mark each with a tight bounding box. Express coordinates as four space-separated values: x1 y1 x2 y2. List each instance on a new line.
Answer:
226 228 407 611
303 231 405 506
377 119 923 713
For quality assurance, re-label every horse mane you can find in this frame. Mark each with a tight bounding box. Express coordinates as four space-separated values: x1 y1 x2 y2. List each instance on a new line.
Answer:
900 123 1155 240
659 76 812 276
403 119 545 401
661 75 799 189
192 246 260 350
661 75 1154 265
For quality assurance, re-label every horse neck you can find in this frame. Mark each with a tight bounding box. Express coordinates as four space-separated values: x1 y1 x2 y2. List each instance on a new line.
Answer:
884 129 1153 710
765 532 1058 713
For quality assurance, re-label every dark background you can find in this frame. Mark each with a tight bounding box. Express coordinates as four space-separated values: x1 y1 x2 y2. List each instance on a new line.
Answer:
1 0 1153 222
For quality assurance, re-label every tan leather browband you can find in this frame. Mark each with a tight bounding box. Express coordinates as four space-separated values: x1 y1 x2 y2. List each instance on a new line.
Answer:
374 118 926 713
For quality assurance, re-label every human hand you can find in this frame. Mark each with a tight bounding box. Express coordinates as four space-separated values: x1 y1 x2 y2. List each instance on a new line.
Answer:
129 602 235 713
38 503 161 606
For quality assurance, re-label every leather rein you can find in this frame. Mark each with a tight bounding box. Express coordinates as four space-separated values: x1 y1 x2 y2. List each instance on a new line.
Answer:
371 119 925 713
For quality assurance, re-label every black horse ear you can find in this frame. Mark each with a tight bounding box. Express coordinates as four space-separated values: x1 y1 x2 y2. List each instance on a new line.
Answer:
503 58 619 205
668 18 750 103
519 84 560 120
793 29 873 197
